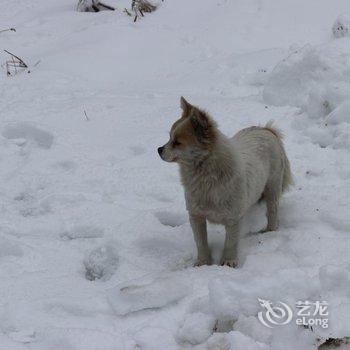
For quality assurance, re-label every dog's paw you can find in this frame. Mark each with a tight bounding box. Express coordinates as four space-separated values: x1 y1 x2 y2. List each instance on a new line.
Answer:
259 226 277 233
194 257 212 267
258 228 269 234
220 258 237 268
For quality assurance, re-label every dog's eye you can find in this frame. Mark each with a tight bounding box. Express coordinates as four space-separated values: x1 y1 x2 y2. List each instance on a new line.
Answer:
173 140 181 147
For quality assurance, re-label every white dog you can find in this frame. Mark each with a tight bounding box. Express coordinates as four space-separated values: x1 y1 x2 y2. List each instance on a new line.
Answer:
158 97 293 267
158 97 292 267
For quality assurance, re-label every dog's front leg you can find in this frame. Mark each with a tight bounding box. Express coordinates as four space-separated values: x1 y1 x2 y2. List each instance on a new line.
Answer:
189 214 211 266
220 222 239 268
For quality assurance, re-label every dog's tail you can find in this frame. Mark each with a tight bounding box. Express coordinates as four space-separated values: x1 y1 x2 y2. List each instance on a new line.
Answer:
264 121 294 192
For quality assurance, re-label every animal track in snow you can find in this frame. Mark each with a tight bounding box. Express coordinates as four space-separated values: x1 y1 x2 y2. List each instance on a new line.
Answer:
60 225 104 240
332 15 350 38
2 123 54 149
84 244 119 281
155 211 187 227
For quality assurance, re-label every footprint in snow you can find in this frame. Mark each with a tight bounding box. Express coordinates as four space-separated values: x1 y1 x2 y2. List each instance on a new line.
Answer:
2 122 54 149
107 274 191 315
60 225 104 240
155 211 187 227
84 244 119 281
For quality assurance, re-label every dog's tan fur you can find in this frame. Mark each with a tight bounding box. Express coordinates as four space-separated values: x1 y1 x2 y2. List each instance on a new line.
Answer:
158 97 293 267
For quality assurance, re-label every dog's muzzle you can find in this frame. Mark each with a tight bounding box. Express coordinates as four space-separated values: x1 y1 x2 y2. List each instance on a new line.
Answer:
158 146 164 157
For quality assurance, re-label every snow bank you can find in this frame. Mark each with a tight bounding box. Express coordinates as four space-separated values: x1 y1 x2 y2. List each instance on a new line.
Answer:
208 269 318 321
263 39 350 150
262 44 350 112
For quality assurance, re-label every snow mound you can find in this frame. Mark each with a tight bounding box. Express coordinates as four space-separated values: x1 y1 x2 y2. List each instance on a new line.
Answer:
133 327 179 350
325 99 350 125
263 42 350 116
263 45 337 109
233 315 272 344
332 15 350 38
208 269 318 321
264 40 350 150
107 274 191 315
204 333 231 350
176 312 216 345
322 100 350 149
2 123 54 149
227 331 269 350
83 244 119 281
307 98 350 149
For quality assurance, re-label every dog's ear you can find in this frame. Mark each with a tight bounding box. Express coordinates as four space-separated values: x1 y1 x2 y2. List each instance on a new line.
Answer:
190 109 216 144
180 96 191 114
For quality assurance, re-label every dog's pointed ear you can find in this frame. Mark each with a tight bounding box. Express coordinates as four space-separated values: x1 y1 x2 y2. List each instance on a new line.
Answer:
190 109 216 144
180 96 191 114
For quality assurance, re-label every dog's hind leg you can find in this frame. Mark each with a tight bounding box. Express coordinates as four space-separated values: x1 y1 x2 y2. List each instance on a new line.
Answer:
220 221 239 268
261 176 283 232
190 215 212 266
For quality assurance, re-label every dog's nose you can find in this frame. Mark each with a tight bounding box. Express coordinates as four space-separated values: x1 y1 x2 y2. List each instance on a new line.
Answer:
158 146 164 156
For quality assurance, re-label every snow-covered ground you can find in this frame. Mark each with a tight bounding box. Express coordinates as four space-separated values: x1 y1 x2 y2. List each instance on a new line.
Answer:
1 0 350 349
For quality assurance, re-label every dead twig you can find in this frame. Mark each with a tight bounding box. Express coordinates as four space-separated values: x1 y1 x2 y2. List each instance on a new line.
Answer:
131 0 156 22
83 110 90 121
3 50 30 76
99 1 115 10
77 0 115 12
124 8 132 16
4 50 28 68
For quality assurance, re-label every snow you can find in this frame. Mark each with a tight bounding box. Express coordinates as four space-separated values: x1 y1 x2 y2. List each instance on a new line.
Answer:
1 0 350 349
176 312 216 345
108 274 191 315
332 15 350 38
84 243 119 280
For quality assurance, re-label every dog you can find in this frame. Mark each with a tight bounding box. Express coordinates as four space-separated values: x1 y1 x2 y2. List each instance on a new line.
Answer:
158 97 292 267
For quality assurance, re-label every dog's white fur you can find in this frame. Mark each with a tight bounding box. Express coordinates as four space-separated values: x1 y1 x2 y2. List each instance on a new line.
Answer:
158 97 292 267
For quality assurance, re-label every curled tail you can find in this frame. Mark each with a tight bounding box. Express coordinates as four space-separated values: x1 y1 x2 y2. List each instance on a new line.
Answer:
264 121 294 192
